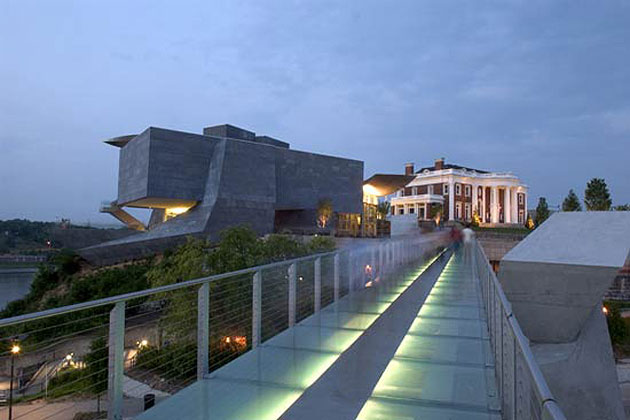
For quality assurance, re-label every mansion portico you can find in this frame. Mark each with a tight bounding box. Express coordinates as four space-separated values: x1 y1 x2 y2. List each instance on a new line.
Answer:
365 158 528 226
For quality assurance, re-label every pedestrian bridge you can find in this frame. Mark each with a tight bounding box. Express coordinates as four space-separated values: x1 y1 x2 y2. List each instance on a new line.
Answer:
0 235 565 420
135 240 563 420
139 249 503 419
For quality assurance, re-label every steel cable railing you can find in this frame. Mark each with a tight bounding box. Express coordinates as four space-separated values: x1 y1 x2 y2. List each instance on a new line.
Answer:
0 234 449 420
473 238 566 420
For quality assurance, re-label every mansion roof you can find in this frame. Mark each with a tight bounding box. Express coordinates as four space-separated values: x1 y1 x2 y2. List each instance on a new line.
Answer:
415 163 489 174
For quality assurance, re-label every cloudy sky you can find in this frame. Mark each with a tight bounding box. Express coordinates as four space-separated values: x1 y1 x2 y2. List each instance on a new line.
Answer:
1 0 629 224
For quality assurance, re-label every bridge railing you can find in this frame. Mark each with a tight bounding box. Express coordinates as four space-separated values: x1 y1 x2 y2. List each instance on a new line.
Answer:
0 234 447 420
473 239 566 420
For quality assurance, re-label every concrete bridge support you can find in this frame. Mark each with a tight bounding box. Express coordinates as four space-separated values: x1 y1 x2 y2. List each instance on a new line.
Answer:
498 212 630 420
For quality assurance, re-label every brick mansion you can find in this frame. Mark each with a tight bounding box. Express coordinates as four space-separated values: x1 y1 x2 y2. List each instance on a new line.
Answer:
364 158 528 227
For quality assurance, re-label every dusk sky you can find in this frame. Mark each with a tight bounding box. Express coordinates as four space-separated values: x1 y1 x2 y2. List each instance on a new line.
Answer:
1 1 629 225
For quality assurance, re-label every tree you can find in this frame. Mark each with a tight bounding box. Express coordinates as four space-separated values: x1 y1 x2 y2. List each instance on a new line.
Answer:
525 214 535 230
584 178 612 211
534 197 550 227
84 337 108 413
562 189 582 212
614 204 630 211
429 203 443 225
376 201 390 220
316 199 333 228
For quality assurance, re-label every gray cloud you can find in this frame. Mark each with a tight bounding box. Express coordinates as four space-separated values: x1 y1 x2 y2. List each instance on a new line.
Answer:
1 0 629 223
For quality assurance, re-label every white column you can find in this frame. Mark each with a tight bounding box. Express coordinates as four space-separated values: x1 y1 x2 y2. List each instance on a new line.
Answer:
483 186 487 222
523 191 528 223
448 179 455 221
472 184 478 219
505 187 511 224
424 203 428 220
491 186 499 223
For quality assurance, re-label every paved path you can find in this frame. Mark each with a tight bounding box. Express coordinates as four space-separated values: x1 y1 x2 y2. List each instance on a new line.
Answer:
138 249 500 420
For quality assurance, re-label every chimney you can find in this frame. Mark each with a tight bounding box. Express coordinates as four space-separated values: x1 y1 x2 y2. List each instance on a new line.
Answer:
435 158 444 170
405 163 414 176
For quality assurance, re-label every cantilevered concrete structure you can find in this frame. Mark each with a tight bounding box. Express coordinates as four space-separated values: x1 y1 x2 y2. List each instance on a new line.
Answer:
80 124 363 265
499 211 630 419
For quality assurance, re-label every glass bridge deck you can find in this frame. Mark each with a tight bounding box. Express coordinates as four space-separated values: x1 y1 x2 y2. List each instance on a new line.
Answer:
138 250 499 420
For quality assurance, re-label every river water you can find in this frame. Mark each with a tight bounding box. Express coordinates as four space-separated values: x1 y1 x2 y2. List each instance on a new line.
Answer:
0 268 37 311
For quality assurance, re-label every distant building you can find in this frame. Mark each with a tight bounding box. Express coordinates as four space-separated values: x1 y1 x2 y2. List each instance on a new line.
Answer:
81 124 363 265
364 158 528 227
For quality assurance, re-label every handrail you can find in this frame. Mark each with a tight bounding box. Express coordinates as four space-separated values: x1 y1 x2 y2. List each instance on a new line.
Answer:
0 249 338 328
474 238 566 419
0 236 438 328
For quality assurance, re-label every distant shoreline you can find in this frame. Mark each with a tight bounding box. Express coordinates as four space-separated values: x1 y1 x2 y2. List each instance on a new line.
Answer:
0 267 39 274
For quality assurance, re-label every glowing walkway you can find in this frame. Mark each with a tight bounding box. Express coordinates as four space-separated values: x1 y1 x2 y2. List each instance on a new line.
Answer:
357 250 500 420
137 254 446 420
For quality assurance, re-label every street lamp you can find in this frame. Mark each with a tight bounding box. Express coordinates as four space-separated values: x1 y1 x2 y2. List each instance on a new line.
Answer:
9 343 21 420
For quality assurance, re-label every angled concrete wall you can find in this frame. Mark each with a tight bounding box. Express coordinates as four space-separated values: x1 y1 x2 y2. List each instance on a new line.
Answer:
499 211 630 419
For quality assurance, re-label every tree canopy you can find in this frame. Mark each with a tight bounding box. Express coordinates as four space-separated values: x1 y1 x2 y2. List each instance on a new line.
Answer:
534 197 550 227
562 189 582 212
584 178 612 211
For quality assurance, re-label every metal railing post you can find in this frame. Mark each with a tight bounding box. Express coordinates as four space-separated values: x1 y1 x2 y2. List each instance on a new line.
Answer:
197 282 210 380
107 301 125 420
513 335 517 420
348 251 353 293
333 253 340 302
379 243 384 274
370 247 376 278
252 271 262 348
314 257 321 313
288 263 297 327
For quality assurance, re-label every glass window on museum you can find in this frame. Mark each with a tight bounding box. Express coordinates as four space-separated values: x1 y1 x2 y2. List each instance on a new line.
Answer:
455 184 461 196
409 205 415 214
465 185 471 197
443 184 448 195
455 202 462 219
398 206 404 215
518 210 524 224
465 203 471 220
518 193 524 205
